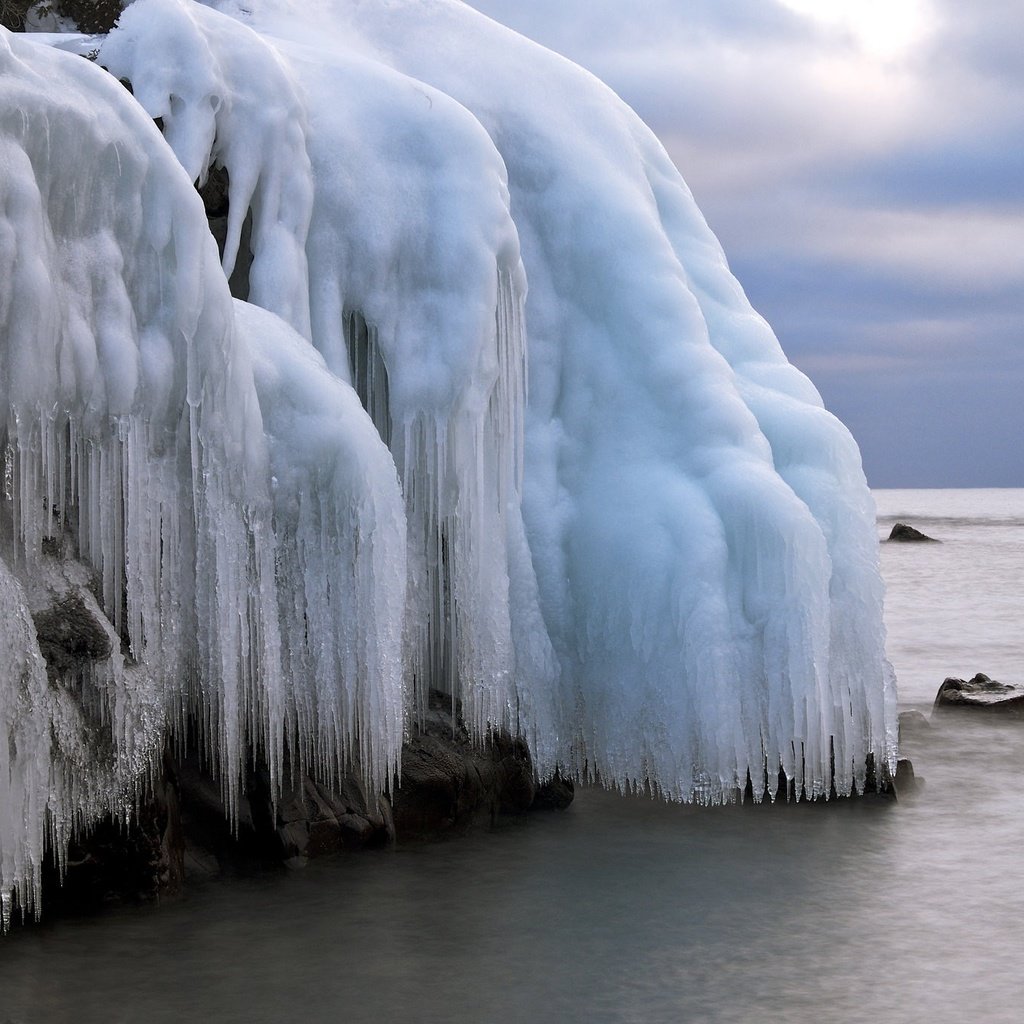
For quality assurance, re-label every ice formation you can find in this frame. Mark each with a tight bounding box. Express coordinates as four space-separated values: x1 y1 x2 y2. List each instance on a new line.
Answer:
1 0 896 921
0 20 406 920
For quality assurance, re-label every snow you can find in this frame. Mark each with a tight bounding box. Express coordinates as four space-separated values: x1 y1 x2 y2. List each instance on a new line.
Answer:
1 0 896 921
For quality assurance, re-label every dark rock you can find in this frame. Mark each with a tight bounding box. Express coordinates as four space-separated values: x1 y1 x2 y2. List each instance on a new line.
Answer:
31 680 570 921
173 754 278 876
197 164 253 301
172 751 395 876
390 690 559 839
887 522 938 543
490 732 537 814
32 590 113 677
391 726 492 839
174 690 550 862
269 772 393 863
41 755 183 916
533 770 576 810
934 673 1024 713
898 709 931 737
893 757 920 794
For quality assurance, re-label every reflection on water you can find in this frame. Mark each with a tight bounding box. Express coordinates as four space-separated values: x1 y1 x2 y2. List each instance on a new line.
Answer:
2 490 1023 1023
3 717 1024 1024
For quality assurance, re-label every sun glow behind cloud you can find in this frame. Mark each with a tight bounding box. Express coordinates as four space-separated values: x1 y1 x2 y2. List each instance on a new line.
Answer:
777 0 931 59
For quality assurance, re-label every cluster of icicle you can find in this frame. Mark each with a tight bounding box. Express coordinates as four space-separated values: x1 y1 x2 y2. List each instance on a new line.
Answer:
0 21 405 925
1 0 897 926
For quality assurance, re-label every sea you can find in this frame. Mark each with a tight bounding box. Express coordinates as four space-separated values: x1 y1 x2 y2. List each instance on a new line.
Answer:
1 489 1022 1024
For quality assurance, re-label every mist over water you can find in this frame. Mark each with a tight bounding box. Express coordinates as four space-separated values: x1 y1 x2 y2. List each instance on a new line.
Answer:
2 490 1022 1024
876 488 1024 704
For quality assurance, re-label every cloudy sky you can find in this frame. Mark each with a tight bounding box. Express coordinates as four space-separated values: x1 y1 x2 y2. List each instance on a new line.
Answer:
464 0 1022 487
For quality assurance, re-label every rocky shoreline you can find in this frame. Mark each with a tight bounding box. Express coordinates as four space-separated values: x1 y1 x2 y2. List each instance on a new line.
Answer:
34 693 575 922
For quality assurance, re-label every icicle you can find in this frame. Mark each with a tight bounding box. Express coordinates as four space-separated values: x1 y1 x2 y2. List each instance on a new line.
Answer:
1 26 405 919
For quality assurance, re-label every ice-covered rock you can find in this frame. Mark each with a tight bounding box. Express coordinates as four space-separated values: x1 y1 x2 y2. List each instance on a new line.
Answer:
1 0 897 922
0 22 405 921
196 0 894 800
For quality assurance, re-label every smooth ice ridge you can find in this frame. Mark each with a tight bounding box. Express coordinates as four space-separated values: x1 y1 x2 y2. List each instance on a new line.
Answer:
1 0 896 921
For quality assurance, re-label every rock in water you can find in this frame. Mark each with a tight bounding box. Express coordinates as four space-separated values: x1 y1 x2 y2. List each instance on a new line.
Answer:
390 692 548 840
934 674 1024 712
888 522 938 542
898 710 932 737
893 758 920 795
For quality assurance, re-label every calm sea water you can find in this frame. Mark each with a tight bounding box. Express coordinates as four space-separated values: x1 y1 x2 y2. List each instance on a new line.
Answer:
1 489 1022 1024
876 488 1024 704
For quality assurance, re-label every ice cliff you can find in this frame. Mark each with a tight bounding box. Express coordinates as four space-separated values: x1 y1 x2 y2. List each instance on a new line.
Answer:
0 0 896 924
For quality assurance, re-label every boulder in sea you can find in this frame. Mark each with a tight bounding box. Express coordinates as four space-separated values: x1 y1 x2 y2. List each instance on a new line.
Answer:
934 673 1024 713
898 710 932 738
888 522 938 543
893 758 921 794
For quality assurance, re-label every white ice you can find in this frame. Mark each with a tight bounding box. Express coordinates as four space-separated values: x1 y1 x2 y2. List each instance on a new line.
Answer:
1 0 896 920
0 21 406 920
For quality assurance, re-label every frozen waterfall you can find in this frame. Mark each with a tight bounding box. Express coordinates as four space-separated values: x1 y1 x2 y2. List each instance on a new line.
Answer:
1 0 896 923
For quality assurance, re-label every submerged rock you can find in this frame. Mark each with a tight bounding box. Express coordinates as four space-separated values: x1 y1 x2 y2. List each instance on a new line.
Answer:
893 758 920 795
898 710 932 737
888 522 938 543
934 673 1024 712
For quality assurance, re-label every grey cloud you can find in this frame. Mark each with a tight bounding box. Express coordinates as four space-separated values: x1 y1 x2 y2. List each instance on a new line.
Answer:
465 0 807 51
925 0 1024 86
819 139 1024 210
463 0 1024 486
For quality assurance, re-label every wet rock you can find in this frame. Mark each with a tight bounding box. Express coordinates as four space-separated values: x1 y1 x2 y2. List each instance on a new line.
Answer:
173 754 277 877
898 709 931 737
269 773 393 864
533 770 576 811
887 522 938 542
172 755 393 874
42 757 183 916
33 681 570 919
893 757 920 794
934 673 1024 713
390 691 563 839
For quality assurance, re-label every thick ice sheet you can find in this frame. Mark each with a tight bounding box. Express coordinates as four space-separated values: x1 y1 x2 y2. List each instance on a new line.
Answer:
1 0 896 920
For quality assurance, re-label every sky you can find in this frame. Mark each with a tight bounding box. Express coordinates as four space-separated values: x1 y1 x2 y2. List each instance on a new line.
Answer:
463 0 1023 487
